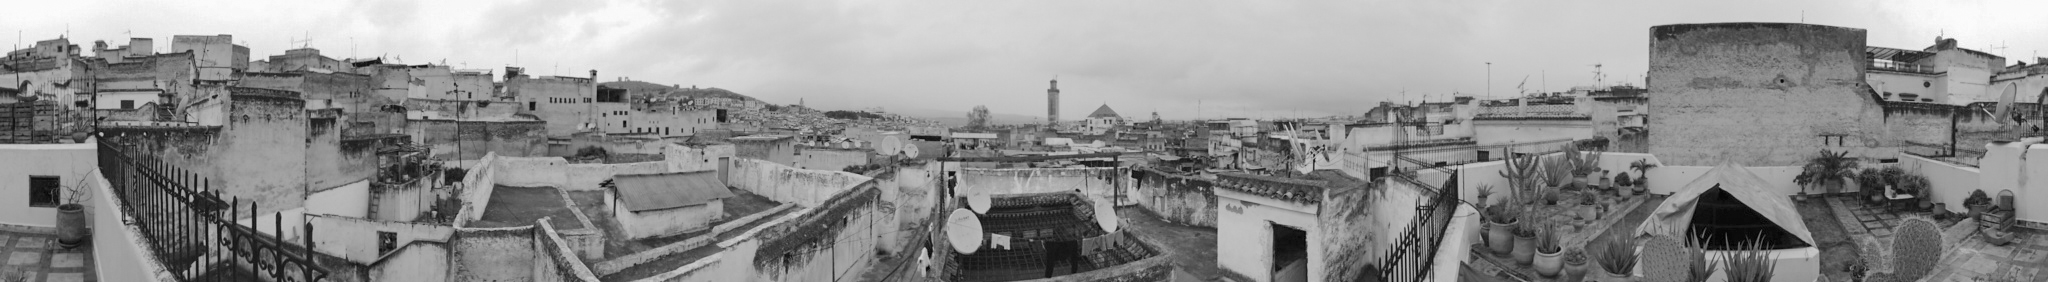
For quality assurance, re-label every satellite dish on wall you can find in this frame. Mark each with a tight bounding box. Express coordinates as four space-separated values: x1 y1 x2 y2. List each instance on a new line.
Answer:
967 194 992 214
947 209 984 255
1094 198 1120 232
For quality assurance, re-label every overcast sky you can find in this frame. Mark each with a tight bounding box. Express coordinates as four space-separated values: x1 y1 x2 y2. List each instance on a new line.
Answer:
9 0 2047 120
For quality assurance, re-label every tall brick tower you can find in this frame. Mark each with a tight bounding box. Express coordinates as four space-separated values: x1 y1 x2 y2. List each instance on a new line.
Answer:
1047 78 1060 126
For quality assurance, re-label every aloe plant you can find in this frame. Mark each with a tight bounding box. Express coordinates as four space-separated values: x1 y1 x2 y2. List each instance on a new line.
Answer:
1596 235 1638 275
1536 222 1561 253
1684 234 1717 282
1720 237 1778 282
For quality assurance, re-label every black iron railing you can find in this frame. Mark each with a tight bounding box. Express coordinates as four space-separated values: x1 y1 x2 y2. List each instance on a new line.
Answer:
98 138 331 282
1901 141 1983 167
1373 172 1460 282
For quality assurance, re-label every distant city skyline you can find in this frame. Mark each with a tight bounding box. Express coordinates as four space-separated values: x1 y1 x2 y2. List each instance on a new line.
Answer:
9 0 2046 120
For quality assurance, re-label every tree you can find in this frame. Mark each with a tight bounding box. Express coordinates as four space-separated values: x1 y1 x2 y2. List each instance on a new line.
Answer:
967 105 992 130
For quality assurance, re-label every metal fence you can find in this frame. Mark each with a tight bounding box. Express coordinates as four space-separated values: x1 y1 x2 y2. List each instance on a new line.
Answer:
1901 141 1983 167
1371 172 1460 282
98 139 331 282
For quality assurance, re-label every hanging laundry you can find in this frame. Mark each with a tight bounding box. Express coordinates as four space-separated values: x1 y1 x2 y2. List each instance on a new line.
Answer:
990 234 1013 250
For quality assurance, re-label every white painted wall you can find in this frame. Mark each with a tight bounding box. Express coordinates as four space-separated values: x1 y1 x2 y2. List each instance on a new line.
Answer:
1473 119 1594 147
1216 189 1323 282
1901 154 1982 216
305 179 371 218
307 214 457 265
368 242 452 282
0 142 97 227
88 168 178 282
612 190 725 240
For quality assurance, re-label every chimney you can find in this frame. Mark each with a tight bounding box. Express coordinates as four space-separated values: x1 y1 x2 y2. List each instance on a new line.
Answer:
589 70 598 81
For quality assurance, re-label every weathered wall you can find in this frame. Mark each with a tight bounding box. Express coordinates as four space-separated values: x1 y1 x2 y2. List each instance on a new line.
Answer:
451 227 536 282
374 173 444 222
489 156 671 191
1472 118 1594 147
533 220 604 282
663 143 735 173
510 76 598 136
1215 189 1323 282
407 98 524 120
1647 23 1890 166
1318 178 1426 282
1881 103 1959 147
748 183 882 282
795 147 870 171
221 91 311 214
1131 169 1218 227
614 195 724 240
732 136 797 166
408 119 548 160
367 241 452 282
456 153 501 226
307 214 457 265
956 167 1124 201
0 142 97 227
728 158 873 206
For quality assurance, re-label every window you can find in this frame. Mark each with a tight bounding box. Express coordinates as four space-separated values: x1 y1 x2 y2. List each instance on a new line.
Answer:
120 100 135 110
378 231 397 254
529 102 536 111
29 176 59 207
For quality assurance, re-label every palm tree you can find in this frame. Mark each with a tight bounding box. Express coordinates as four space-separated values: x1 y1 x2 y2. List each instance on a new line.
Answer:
1794 149 1859 195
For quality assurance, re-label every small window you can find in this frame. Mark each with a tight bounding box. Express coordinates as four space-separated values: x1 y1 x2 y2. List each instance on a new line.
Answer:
1879 158 1900 164
529 102 536 111
378 231 397 254
120 100 135 110
29 176 59 207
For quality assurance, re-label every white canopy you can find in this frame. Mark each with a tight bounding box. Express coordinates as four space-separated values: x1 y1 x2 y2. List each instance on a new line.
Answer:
1636 162 1816 246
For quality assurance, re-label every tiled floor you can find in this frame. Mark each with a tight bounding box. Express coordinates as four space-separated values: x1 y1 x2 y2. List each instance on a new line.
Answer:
0 230 95 282
1926 229 2048 281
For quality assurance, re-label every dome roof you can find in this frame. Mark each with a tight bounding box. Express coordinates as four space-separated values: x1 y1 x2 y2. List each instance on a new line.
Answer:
1087 104 1120 118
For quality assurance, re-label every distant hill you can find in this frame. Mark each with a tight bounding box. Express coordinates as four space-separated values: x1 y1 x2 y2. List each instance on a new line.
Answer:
884 107 1043 128
599 80 760 103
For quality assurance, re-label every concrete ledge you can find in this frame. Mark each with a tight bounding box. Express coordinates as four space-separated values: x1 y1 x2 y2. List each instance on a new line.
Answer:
712 203 796 236
593 234 715 276
0 222 57 234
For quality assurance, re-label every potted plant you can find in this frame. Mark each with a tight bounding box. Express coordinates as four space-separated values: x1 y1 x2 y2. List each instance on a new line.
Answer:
1629 159 1657 195
1595 234 1638 279
1563 248 1589 282
1796 149 1859 198
1513 214 1539 266
1614 172 1633 196
1542 189 1561 206
1487 203 1519 256
1534 223 1564 277
1966 190 1993 219
1579 193 1599 220
54 176 91 248
1597 170 1612 193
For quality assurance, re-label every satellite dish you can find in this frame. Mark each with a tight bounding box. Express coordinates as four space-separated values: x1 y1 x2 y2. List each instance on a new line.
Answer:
947 209 984 255
967 193 992 214
1094 197 1120 232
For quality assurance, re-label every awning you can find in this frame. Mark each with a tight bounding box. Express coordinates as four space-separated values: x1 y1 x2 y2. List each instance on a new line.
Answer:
1636 162 1816 245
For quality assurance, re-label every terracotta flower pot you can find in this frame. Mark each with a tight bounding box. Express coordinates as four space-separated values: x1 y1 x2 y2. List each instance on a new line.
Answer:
1535 249 1563 277
1564 261 1588 282
1630 186 1645 196
1934 203 1951 219
1605 270 1632 281
56 203 87 248
1969 203 1991 219
1580 204 1598 220
1488 220 1516 256
1513 234 1536 266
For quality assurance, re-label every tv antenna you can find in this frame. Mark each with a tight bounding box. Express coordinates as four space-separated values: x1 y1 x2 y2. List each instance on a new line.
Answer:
1990 41 2010 59
1516 75 1529 95
292 31 313 49
1589 63 1606 88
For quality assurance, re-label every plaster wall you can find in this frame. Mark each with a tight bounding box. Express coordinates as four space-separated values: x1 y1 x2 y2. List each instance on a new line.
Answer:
1867 72 1940 101
88 168 179 282
1215 189 1322 282
728 158 872 206
733 137 798 166
955 167 1124 201
0 143 96 227
1131 169 1218 227
663 143 735 173
1646 23 1888 166
367 242 452 282
307 214 457 265
3 68 80 106
408 119 548 161
456 153 501 226
489 156 671 191
1318 178 1428 282
375 175 444 222
306 179 371 218
510 77 598 135
614 194 725 240
796 148 870 171
1472 119 1593 147
1900 154 1982 218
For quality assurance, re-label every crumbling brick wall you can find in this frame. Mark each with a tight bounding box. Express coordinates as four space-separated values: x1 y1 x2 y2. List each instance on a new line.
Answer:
1647 23 1890 166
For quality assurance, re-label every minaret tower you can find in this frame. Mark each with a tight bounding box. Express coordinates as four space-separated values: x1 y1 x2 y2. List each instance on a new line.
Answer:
1047 78 1061 126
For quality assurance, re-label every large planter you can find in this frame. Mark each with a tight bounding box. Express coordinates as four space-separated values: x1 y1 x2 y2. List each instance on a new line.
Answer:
1630 185 1645 196
1604 270 1632 281
1969 203 1991 219
1573 175 1591 190
1512 234 1536 266
1488 220 1517 256
1579 203 1598 220
1535 249 1563 277
1563 261 1588 282
56 203 87 248
1934 203 1952 219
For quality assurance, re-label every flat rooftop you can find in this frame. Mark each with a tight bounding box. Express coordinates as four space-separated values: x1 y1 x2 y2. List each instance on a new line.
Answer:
471 185 587 229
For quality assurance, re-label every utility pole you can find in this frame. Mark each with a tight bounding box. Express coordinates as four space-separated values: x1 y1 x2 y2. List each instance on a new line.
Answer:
1486 62 1493 100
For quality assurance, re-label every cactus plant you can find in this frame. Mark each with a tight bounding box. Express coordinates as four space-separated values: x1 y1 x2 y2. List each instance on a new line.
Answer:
1639 235 1689 282
1595 235 1639 276
1891 218 1944 281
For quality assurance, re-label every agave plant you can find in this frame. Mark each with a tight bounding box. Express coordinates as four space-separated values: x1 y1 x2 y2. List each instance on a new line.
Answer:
1721 238 1779 282
1596 235 1639 275
1684 234 1718 282
1536 222 1561 253
1544 157 1575 188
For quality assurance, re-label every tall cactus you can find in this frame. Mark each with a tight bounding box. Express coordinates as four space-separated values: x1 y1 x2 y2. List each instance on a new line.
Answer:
1639 235 1690 282
1891 218 1943 280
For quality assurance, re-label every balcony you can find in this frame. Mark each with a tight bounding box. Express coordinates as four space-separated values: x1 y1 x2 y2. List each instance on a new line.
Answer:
1868 60 1941 75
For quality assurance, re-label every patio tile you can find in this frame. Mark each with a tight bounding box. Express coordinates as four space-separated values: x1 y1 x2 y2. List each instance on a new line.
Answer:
2015 248 2044 263
44 272 82 282
49 253 83 268
1986 245 2016 258
1872 229 1893 237
1964 256 1999 273
6 252 40 266
12 238 45 249
2016 268 2041 282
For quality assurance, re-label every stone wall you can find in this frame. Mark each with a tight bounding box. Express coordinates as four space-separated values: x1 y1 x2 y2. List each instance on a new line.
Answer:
451 226 537 281
1647 23 1890 166
1131 168 1218 227
408 119 549 160
795 147 871 171
367 241 452 282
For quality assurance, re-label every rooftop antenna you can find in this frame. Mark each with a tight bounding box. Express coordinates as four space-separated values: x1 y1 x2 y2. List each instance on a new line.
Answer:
1991 41 2010 59
1590 63 1606 88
